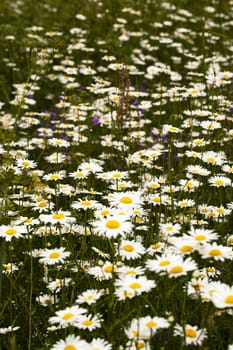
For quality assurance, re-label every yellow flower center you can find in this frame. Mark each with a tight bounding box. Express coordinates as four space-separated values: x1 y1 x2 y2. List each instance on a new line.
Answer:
5 228 17 235
152 197 161 203
80 201 91 206
146 321 157 328
112 173 122 179
180 245 193 253
129 282 142 289
22 161 30 167
50 174 60 179
123 245 135 252
52 213 65 220
62 312 74 320
169 265 184 274
209 248 222 256
195 235 206 241
206 157 215 164
64 345 77 350
151 243 161 250
103 265 114 273
24 218 32 223
38 202 48 208
165 226 173 232
214 179 224 185
185 328 197 338
120 196 133 204
82 319 93 326
216 208 224 213
225 295 233 304
133 209 141 215
105 220 120 229
136 341 145 349
101 209 110 216
180 201 188 207
49 252 61 259
207 267 215 273
194 140 204 145
75 172 84 177
159 259 170 266
149 183 159 189
136 217 143 223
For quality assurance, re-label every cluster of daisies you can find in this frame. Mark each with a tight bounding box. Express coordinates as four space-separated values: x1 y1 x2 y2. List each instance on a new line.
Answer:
0 0 233 349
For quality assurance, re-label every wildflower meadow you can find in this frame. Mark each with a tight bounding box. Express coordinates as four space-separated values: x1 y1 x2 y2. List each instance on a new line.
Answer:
0 0 233 349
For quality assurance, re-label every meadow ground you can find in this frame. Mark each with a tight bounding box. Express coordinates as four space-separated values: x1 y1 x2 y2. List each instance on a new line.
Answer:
0 0 233 349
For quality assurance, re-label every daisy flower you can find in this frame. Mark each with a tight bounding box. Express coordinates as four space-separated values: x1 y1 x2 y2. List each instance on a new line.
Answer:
138 315 170 339
186 227 219 244
168 236 198 255
43 170 66 181
100 170 129 181
92 215 133 238
186 164 210 176
117 265 145 277
16 158 37 169
176 199 195 208
36 294 57 307
92 246 110 259
39 210 76 226
39 247 70 265
125 315 169 341
199 243 232 261
114 275 156 299
49 305 87 328
149 193 170 206
222 164 233 174
31 200 55 213
179 178 200 192
214 205 231 217
208 175 231 187
174 323 207 346
146 242 165 255
146 252 181 275
71 199 100 210
107 191 143 209
2 263 19 274
200 120 221 130
201 151 225 166
166 257 197 278
69 169 90 180
87 263 116 281
48 137 70 148
144 178 161 190
45 152 67 164
159 222 181 237
125 339 149 350
89 338 112 350
79 160 103 173
14 216 39 226
76 289 103 305
47 278 72 292
51 334 90 350
0 224 27 241
75 313 102 331
118 239 145 260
